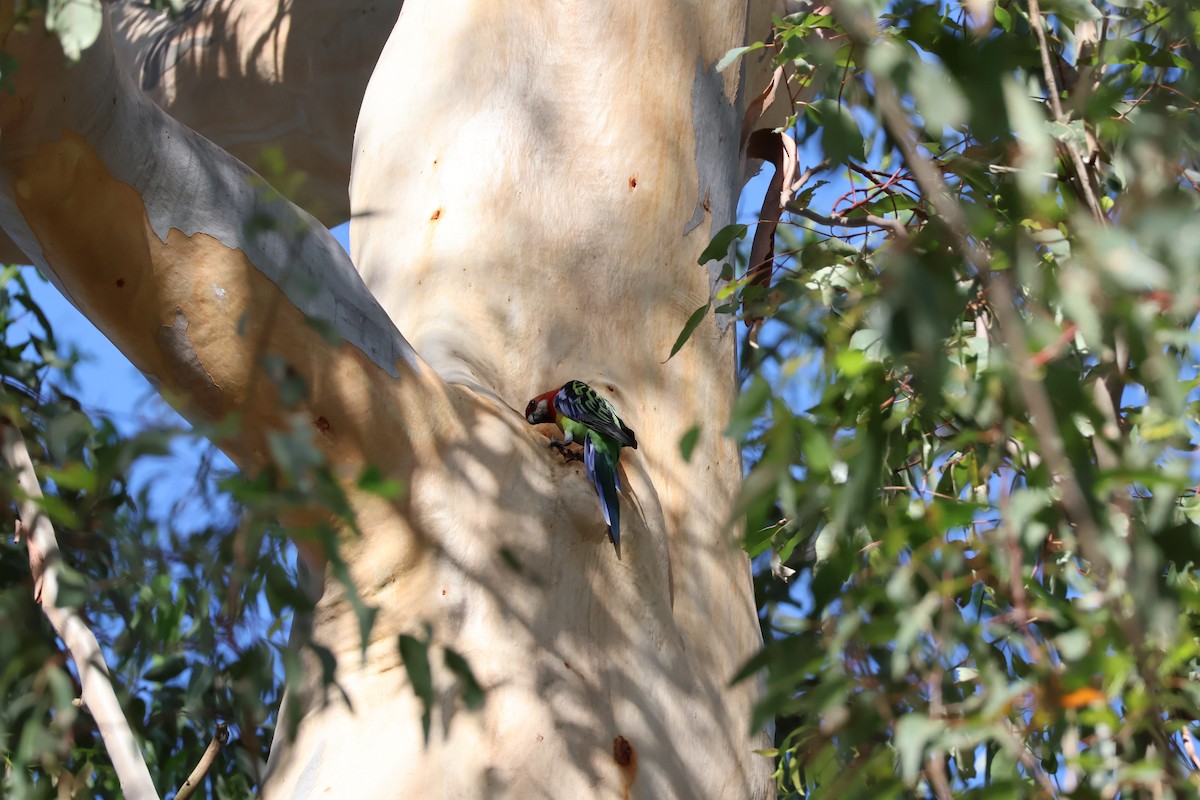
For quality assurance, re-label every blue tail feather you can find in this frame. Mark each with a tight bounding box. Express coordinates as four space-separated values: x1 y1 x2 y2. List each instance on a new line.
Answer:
584 437 621 548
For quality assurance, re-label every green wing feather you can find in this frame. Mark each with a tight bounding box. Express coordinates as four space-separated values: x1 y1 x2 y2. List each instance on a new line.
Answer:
555 380 638 449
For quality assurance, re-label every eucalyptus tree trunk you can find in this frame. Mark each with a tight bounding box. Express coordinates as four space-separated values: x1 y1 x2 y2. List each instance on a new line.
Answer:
0 1 773 796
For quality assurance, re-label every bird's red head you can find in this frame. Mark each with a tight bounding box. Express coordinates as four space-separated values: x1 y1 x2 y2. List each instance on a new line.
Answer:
524 388 559 425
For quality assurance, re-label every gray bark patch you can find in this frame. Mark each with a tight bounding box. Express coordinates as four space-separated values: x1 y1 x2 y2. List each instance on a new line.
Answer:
687 56 741 333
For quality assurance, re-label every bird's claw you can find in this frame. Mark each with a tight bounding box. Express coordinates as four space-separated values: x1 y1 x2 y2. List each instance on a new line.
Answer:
549 439 583 462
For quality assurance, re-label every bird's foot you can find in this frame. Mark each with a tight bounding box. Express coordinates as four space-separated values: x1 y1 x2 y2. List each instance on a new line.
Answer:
549 439 583 462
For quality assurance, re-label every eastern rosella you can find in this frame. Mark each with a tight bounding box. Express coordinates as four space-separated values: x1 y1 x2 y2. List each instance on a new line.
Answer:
525 380 638 551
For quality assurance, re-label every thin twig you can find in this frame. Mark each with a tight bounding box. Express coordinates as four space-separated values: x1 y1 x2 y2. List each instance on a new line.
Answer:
788 204 910 241
1026 0 1105 222
988 164 1059 179
879 486 960 502
839 166 907 214
2 421 159 800
175 723 230 800
1125 9 1171 41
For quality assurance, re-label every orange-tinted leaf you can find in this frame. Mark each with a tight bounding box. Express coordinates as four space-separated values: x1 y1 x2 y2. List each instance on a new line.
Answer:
1061 688 1105 708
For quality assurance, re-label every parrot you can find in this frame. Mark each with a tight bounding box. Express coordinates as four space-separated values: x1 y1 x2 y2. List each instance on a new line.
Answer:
524 379 638 551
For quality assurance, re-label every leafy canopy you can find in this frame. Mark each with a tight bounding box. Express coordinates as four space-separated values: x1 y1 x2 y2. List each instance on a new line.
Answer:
707 0 1200 796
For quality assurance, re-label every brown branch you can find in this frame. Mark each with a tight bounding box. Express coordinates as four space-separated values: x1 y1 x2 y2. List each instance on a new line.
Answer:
984 274 1102 564
1027 321 1078 368
788 204 910 242
1026 0 1105 222
924 755 954 800
1 421 159 800
745 128 799 347
840 166 907 214
175 723 230 800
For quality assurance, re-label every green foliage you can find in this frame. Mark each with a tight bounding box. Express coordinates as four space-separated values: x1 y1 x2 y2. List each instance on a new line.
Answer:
0 269 383 796
0 260 486 796
0 268 290 798
719 1 1200 796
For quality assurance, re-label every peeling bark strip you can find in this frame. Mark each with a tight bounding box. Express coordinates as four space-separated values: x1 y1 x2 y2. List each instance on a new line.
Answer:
739 64 798 346
743 127 798 345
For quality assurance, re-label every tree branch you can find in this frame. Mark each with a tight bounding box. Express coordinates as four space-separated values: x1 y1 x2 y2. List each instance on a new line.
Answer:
2 421 159 800
0 4 454 501
1026 0 1105 222
174 723 230 800
787 203 910 242
110 0 403 227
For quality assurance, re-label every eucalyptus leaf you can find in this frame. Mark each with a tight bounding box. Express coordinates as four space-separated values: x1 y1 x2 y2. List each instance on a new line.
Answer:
399 631 434 744
667 302 711 360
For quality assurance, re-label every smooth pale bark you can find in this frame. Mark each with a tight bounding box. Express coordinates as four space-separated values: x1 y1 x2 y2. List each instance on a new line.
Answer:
109 0 402 225
327 2 769 798
0 0 402 264
0 2 774 798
